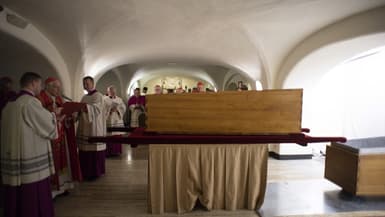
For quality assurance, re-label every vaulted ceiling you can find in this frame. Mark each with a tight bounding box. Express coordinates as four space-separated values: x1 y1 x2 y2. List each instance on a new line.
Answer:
1 0 385 97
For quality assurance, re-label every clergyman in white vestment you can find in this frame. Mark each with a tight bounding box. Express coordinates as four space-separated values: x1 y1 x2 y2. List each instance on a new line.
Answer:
1 72 58 217
104 85 126 156
76 76 106 179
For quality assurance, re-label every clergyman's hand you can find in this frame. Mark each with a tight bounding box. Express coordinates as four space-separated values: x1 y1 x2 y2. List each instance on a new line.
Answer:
55 107 63 115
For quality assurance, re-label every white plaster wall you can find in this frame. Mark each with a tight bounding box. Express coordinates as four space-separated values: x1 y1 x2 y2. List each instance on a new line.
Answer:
0 8 71 96
0 33 57 90
272 144 313 156
223 71 254 90
95 71 123 99
277 6 385 89
273 7 385 157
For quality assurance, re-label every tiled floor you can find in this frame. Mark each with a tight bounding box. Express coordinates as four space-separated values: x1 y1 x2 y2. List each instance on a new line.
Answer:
261 157 385 217
53 145 385 217
260 179 385 217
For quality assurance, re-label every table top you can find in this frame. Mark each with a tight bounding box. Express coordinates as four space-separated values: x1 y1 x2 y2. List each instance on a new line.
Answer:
332 136 385 154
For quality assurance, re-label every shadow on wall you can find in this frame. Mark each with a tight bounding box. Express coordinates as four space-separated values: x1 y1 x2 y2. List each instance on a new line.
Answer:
225 82 238 91
0 32 59 90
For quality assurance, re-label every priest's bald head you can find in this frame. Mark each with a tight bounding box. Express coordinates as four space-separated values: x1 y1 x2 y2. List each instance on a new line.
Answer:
20 72 42 95
45 77 61 97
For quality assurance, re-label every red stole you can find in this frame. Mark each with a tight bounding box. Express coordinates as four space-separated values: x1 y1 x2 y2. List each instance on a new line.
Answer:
37 91 65 143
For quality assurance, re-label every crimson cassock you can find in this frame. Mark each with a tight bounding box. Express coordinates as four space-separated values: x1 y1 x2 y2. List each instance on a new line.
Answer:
37 90 83 196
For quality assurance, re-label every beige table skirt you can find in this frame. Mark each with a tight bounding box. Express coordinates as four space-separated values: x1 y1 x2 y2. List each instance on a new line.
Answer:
148 144 268 214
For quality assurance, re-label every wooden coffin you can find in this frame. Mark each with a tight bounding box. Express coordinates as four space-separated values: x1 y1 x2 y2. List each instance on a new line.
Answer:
145 89 303 135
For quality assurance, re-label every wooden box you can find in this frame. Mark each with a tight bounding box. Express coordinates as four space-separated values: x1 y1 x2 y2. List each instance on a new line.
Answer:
145 89 303 135
325 139 385 196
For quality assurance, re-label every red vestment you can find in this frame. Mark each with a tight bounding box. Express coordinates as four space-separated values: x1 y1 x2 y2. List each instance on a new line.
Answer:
37 91 82 189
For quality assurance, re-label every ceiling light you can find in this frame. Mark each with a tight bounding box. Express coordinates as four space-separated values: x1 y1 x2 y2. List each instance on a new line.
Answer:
6 13 28 29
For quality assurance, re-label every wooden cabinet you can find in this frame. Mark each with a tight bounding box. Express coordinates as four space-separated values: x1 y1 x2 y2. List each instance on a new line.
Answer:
325 142 385 196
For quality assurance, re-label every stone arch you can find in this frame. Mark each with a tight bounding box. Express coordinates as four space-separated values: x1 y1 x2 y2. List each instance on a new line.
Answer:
276 6 385 89
0 7 71 95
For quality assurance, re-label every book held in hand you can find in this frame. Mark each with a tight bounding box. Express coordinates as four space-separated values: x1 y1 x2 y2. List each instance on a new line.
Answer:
62 102 87 115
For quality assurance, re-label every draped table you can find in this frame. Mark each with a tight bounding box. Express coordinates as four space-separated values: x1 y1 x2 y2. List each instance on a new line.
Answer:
90 128 346 214
148 144 268 214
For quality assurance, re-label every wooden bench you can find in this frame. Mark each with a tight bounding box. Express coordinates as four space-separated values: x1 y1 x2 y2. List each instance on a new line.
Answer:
325 137 385 196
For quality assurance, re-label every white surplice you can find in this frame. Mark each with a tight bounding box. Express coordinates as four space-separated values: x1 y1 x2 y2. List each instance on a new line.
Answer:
1 94 58 186
104 95 126 129
77 91 106 151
